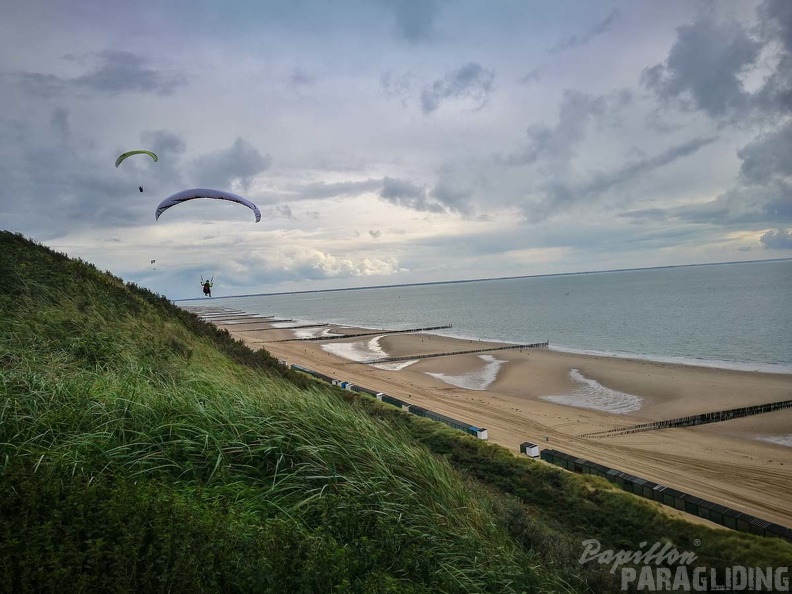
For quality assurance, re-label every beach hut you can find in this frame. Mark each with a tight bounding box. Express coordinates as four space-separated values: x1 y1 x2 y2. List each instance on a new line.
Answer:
519 442 539 458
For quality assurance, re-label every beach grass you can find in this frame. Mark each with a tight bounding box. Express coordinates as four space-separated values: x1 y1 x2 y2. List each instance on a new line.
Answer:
1 231 582 593
2 230 790 593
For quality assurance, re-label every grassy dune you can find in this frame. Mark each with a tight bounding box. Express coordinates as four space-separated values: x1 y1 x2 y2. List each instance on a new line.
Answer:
1 231 790 593
1 231 576 592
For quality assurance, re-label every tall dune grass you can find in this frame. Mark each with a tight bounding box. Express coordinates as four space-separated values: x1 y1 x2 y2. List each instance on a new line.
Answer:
1 231 576 593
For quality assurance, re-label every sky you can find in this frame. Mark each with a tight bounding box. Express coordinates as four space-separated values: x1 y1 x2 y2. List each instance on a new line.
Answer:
1 0 790 300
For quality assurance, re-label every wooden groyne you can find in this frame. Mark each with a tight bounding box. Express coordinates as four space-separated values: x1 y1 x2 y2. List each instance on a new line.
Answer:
213 317 276 325
270 324 453 343
238 323 330 332
581 399 792 438
354 342 548 365
198 313 251 320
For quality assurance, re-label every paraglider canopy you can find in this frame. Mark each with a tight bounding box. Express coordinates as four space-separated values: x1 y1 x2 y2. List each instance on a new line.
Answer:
115 150 158 168
155 188 262 222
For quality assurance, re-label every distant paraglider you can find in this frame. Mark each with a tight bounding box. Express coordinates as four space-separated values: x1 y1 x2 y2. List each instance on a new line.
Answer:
115 150 158 168
115 150 157 193
155 188 262 222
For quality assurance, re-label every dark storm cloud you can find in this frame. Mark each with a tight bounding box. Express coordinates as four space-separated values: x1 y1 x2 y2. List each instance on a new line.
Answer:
752 0 792 116
641 16 762 119
549 9 620 55
420 62 495 115
383 0 442 42
738 121 792 184
13 51 186 98
760 0 792 53
191 138 272 190
644 1 792 121
378 176 445 212
632 1 792 244
760 228 792 249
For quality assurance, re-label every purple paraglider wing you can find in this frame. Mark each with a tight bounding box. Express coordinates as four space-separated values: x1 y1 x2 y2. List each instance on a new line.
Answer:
155 188 261 222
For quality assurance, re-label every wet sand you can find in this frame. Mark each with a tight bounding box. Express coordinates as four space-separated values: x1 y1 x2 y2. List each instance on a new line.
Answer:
191 308 792 528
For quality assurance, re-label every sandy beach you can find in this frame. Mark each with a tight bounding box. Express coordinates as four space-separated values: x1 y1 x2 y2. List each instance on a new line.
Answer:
195 308 792 529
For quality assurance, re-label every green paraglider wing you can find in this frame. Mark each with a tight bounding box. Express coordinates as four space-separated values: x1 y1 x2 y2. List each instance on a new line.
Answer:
155 188 262 222
115 150 158 167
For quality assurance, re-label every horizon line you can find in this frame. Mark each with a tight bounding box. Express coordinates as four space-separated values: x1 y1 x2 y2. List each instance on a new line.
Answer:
174 256 792 302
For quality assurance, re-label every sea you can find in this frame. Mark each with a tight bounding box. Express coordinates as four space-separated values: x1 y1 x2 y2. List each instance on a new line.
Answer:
204 259 792 375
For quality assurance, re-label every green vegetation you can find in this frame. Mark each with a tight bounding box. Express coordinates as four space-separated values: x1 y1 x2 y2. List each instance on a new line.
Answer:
1 230 790 593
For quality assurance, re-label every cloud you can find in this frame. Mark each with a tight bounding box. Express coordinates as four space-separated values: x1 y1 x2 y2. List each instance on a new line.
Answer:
760 228 792 249
141 130 187 158
380 70 414 105
503 90 608 165
14 72 67 98
641 16 762 119
248 248 403 282
420 62 495 114
74 51 185 95
586 136 717 194
15 51 186 98
50 107 70 143
738 120 792 184
528 136 716 221
297 179 382 200
624 179 792 227
755 0 792 115
257 204 295 221
518 69 540 84
191 138 272 190
549 9 619 54
289 67 316 87
378 176 445 212
760 0 792 54
383 0 442 42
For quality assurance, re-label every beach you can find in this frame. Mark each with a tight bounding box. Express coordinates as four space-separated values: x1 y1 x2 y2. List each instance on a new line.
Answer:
201 310 792 529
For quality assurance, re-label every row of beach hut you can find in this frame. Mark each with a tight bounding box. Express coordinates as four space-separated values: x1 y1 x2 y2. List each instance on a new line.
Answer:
288 363 489 440
540 449 792 543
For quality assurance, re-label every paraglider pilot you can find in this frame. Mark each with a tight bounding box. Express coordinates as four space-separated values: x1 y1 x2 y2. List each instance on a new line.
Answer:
201 280 213 297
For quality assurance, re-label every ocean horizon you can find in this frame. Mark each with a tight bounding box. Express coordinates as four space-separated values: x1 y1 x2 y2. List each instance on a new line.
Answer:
197 259 792 375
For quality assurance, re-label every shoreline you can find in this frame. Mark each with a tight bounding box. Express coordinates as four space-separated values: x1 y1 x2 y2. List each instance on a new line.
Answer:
187 305 792 528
